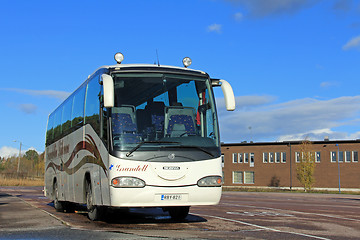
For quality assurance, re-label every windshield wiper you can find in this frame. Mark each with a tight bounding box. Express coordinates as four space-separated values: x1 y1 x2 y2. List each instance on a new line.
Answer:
126 141 180 157
159 145 215 158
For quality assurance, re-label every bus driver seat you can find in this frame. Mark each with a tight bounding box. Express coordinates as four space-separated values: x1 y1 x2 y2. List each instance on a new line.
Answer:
112 105 140 145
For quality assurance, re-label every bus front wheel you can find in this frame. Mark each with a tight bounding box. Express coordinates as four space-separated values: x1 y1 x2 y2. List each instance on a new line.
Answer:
168 206 190 221
86 181 103 221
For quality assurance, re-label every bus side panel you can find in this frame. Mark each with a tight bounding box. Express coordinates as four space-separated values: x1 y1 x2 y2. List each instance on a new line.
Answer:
84 125 110 206
72 127 88 204
44 141 66 202
44 148 51 198
65 132 75 203
44 146 54 199
62 127 84 203
100 149 110 206
45 125 110 206
66 125 109 206
59 139 68 201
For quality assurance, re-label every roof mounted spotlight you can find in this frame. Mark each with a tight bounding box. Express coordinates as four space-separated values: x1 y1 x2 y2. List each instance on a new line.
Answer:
182 57 192 68
114 52 124 64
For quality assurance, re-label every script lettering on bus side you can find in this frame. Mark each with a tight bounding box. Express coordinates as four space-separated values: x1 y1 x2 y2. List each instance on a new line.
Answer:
47 140 70 160
115 165 149 172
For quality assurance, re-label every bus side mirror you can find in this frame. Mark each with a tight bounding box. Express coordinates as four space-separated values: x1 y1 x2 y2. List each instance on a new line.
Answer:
212 79 236 111
101 74 114 108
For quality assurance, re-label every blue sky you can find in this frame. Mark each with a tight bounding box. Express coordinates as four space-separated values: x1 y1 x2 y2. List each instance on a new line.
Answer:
1 0 360 157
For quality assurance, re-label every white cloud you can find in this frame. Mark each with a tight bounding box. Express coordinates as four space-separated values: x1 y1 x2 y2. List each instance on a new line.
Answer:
0 146 20 158
216 95 276 111
207 23 222 34
1 88 71 101
218 95 360 143
0 146 40 158
18 103 38 114
342 35 360 51
279 129 360 142
277 128 334 142
320 81 338 88
233 12 244 21
225 0 319 18
348 131 360 139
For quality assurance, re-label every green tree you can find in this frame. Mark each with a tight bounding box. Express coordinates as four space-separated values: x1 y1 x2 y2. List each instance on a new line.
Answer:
24 149 39 162
296 140 316 192
0 157 5 171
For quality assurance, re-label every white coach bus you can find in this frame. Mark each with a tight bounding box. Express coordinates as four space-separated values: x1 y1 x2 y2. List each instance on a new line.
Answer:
44 53 235 221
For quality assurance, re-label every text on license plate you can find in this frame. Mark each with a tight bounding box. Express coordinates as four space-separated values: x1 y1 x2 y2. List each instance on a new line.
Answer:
161 194 182 201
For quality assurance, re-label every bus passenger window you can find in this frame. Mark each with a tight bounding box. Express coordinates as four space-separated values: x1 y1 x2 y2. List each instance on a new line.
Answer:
61 96 73 136
53 108 63 141
85 76 101 135
71 85 86 129
46 113 55 146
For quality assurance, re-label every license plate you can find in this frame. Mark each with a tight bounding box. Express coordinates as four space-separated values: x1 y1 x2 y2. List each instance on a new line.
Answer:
161 194 182 201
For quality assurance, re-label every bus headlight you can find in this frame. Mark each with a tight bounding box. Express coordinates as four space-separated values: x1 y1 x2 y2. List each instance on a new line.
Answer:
111 177 145 188
197 176 222 187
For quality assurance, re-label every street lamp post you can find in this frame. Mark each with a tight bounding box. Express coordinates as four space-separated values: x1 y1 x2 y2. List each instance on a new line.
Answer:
13 140 22 175
288 142 292 190
336 144 341 193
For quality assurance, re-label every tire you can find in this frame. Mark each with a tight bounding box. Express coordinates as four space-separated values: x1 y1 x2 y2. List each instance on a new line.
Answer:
53 181 64 212
86 181 103 221
168 206 190 221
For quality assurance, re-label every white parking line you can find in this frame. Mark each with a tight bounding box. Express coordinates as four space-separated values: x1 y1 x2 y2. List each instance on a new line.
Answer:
226 211 294 217
194 213 331 240
229 199 360 210
222 202 360 222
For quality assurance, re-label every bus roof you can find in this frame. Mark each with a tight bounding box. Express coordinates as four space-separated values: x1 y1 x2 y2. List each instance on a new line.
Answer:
88 63 208 79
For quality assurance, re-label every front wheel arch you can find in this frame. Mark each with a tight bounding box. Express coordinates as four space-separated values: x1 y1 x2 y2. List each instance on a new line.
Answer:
85 176 104 221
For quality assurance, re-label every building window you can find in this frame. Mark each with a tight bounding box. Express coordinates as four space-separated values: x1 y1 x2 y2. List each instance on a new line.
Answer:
233 171 243 184
338 151 344 162
244 171 255 184
295 152 300 163
269 152 274 163
244 153 249 163
232 153 238 163
310 152 315 162
281 152 286 163
263 152 268 163
275 152 280 163
238 153 243 163
353 151 358 162
331 151 337 162
345 151 351 162
315 152 321 163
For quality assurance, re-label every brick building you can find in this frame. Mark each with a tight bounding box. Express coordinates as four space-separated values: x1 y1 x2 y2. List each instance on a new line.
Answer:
221 139 360 190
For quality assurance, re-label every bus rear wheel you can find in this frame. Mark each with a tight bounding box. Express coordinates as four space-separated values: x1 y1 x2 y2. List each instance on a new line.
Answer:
168 206 190 221
53 181 64 212
86 181 103 221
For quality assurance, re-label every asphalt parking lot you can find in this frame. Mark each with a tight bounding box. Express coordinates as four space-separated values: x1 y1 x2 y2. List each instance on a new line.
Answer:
0 186 359 239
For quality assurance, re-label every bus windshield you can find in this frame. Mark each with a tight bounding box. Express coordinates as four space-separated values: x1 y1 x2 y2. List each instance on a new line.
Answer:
110 72 220 157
